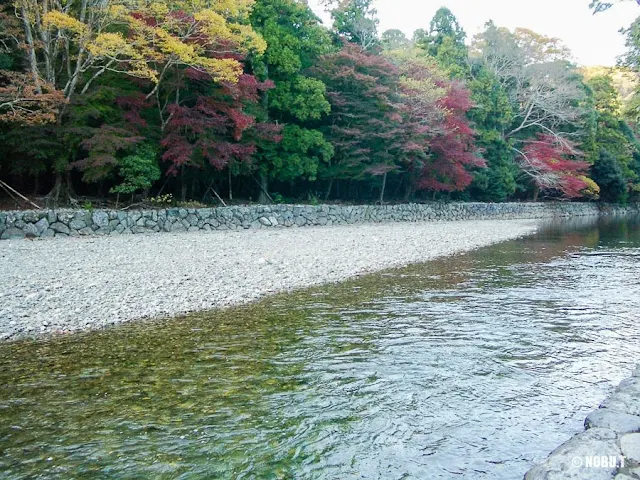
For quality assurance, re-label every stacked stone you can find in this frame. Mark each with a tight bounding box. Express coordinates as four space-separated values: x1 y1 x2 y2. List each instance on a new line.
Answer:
526 366 640 480
1 202 639 240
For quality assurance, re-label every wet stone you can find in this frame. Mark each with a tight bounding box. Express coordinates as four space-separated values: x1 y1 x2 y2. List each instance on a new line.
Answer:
601 378 640 416
586 409 640 434
621 433 640 464
525 428 621 480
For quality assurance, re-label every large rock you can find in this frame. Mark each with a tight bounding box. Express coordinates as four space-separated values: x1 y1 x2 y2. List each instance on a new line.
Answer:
0 228 24 240
22 211 39 223
23 223 39 237
50 222 70 235
586 409 640 434
92 210 109 228
525 428 621 480
34 217 49 234
601 378 640 416
620 433 640 463
69 217 87 230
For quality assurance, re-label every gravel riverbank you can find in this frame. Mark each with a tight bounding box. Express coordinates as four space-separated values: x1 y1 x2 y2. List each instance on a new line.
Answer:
1 219 537 341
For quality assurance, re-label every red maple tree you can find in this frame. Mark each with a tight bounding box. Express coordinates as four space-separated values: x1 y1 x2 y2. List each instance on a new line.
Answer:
519 134 590 198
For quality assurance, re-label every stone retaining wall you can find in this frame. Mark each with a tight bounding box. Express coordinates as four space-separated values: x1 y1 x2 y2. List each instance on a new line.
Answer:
1 202 638 240
525 366 640 480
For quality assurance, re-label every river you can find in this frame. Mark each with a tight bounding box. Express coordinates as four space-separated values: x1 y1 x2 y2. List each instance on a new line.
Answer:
1 215 639 479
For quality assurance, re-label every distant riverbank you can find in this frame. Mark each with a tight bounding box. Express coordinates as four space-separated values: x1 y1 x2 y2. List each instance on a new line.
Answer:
0 219 537 341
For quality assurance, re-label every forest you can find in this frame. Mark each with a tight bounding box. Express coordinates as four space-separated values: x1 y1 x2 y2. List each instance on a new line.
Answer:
1 0 640 207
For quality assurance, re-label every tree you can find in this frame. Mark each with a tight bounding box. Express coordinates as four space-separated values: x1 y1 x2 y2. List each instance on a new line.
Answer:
415 7 468 78
110 144 161 203
584 75 639 193
331 0 380 51
159 75 277 198
416 80 484 192
0 71 64 125
8 0 267 203
313 43 404 201
519 134 590 199
250 0 334 202
13 0 266 102
591 149 628 202
381 29 410 51
590 0 640 13
467 66 518 201
472 22 587 199
386 49 446 198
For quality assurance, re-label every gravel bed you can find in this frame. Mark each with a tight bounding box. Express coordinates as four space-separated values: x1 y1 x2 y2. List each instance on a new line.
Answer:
0 220 538 341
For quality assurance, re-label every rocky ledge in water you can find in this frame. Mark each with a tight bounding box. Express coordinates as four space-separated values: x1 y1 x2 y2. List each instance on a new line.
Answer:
525 365 640 480
0 219 536 341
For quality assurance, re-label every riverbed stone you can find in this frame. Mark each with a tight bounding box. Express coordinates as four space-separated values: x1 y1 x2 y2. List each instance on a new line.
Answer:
621 433 640 463
586 410 640 434
525 428 621 480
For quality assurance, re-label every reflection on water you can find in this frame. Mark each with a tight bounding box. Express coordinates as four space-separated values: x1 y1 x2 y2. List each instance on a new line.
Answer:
0 215 639 479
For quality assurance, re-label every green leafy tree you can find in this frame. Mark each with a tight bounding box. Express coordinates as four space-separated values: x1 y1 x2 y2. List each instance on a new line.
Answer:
331 0 380 50
586 75 639 192
591 149 628 202
110 144 161 201
250 0 334 202
467 67 518 201
381 29 410 51
415 8 468 78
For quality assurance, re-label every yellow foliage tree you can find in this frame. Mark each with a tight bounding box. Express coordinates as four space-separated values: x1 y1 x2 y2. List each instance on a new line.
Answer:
13 0 266 102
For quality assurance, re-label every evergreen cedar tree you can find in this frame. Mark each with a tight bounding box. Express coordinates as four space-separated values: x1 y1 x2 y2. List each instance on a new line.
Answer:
1 0 639 204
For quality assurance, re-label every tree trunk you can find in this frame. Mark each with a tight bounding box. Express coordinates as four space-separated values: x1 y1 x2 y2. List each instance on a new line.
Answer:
19 5 41 94
180 166 187 202
404 178 413 202
532 184 540 202
45 171 76 207
379 171 387 204
325 178 334 201
191 175 197 200
33 174 40 195
257 173 270 204
228 167 233 201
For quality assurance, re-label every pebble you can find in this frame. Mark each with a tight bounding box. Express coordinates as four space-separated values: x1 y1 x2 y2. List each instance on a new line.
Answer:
0 220 537 341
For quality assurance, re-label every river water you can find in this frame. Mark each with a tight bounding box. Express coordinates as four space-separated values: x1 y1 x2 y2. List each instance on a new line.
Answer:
1 216 639 479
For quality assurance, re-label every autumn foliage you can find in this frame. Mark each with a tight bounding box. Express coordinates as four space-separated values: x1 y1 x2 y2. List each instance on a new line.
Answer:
521 135 590 198
1 0 638 204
